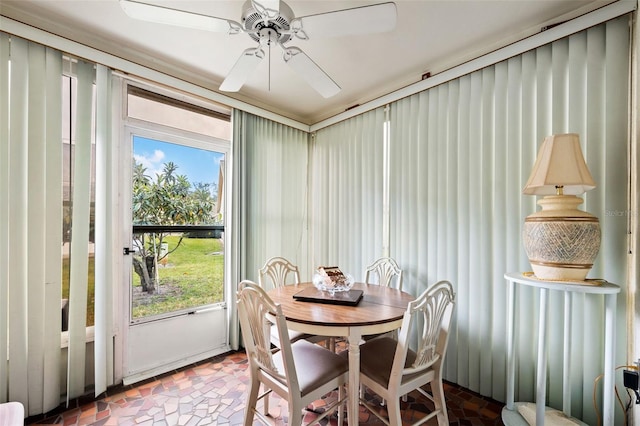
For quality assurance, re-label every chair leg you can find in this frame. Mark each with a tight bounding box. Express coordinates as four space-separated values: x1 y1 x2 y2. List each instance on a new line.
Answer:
244 376 260 426
263 383 270 415
387 397 403 426
289 399 304 426
338 384 345 426
431 378 449 426
327 337 336 352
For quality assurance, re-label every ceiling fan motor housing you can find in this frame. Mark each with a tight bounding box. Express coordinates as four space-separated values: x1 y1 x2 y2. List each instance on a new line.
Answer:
241 0 294 44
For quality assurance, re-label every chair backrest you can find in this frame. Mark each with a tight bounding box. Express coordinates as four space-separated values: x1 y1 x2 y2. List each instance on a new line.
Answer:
364 257 403 290
258 256 301 289
392 280 455 380
237 280 301 392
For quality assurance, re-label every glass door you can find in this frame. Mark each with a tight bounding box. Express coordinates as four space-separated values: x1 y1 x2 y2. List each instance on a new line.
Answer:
121 85 231 384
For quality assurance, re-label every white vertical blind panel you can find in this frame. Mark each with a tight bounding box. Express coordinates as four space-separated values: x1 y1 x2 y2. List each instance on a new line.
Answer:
94 64 107 396
387 16 629 424
0 32 10 404
492 56 519 400
311 108 385 278
452 78 469 385
603 2 631 386
94 64 114 396
237 112 310 279
446 77 462 379
516 48 540 406
67 59 94 400
7 36 30 407
42 46 63 413
382 110 390 256
26 42 47 416
563 31 595 419
229 109 246 350
106 70 116 389
479 65 496 397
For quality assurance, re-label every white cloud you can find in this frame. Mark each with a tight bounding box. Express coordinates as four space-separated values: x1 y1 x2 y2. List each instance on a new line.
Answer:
134 149 165 179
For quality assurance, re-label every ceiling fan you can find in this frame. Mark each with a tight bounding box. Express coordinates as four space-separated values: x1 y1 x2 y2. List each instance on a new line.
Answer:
119 0 397 98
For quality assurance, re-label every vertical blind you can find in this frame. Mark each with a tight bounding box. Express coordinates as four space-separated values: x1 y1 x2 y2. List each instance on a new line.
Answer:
0 34 63 415
308 15 629 425
93 64 115 397
310 107 387 275
1 34 115 413
232 110 311 281
386 16 628 424
66 58 94 402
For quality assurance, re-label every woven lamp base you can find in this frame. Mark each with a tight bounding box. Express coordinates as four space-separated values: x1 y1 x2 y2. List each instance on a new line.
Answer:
523 195 600 282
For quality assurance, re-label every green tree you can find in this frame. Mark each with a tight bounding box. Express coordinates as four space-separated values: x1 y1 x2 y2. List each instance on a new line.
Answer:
132 161 217 293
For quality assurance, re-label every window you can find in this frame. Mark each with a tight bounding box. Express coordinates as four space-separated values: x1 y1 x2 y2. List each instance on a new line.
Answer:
125 85 231 322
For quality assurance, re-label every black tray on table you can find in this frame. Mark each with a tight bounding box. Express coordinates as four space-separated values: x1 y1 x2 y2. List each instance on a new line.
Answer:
293 287 364 306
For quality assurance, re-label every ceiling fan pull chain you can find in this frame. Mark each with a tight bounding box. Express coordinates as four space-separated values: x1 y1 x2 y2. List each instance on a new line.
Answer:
268 41 271 92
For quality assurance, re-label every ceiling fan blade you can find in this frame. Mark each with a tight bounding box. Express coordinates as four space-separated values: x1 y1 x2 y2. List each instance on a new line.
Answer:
219 48 265 92
120 0 239 33
291 2 397 39
283 47 340 98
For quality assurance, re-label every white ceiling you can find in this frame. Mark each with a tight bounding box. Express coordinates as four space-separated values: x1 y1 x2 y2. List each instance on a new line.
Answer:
0 0 616 125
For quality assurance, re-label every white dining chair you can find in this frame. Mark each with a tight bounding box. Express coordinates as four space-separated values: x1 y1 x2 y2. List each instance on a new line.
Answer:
257 256 330 348
362 257 404 341
257 257 334 414
356 280 456 426
360 257 406 403
237 280 349 426
258 256 302 289
364 257 403 290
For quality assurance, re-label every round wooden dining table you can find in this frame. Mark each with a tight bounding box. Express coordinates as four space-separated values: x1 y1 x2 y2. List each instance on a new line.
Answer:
266 282 414 425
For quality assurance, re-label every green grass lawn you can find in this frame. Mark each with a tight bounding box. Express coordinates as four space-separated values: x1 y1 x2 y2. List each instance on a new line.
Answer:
131 235 224 318
63 235 224 326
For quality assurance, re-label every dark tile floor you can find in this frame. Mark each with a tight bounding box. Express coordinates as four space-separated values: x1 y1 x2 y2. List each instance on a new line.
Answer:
26 349 505 426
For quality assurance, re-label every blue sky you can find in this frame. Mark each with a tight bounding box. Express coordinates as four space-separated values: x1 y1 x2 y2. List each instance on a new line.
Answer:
133 136 223 188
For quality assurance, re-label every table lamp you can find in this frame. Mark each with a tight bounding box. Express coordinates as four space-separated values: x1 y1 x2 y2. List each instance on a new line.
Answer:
522 133 600 282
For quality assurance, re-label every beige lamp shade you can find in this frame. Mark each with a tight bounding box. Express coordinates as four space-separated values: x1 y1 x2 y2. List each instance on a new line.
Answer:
522 133 600 282
523 133 596 195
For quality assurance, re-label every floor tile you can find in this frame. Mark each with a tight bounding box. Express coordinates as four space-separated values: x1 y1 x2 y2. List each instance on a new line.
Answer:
26 350 505 426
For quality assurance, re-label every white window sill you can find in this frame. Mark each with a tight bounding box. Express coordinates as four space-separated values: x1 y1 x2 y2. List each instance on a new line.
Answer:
60 326 95 349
